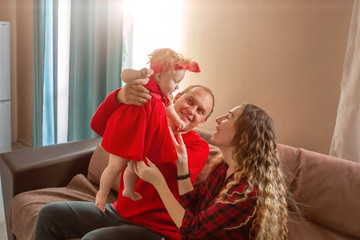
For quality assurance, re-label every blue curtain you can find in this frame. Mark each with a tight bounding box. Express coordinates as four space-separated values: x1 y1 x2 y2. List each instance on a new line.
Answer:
68 0 125 141
33 0 58 147
33 0 128 146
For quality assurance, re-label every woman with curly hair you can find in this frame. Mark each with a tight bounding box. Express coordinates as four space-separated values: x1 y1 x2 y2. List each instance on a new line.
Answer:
134 104 289 239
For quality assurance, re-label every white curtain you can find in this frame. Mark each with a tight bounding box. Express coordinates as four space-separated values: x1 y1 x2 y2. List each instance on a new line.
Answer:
330 1 360 163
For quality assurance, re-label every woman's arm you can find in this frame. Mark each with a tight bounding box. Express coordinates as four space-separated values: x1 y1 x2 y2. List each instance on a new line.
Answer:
134 160 185 228
133 131 199 228
134 160 258 238
179 190 257 239
168 130 194 195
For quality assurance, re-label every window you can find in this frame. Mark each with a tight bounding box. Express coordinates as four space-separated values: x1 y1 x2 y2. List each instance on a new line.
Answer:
125 0 184 68
55 0 183 144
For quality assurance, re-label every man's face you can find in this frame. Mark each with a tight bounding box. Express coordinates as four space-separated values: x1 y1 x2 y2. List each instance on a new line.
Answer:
172 87 214 133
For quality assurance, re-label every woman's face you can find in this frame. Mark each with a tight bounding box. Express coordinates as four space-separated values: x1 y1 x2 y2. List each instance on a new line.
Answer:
210 105 243 147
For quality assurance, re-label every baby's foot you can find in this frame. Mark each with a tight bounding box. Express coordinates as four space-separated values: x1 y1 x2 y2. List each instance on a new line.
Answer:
122 189 142 201
95 191 107 212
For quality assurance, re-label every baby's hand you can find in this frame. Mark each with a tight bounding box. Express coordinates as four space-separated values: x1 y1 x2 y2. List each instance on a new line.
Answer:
175 119 185 131
139 68 154 79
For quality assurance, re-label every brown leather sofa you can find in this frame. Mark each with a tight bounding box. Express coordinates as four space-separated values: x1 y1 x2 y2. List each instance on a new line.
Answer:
0 137 102 240
1 128 360 240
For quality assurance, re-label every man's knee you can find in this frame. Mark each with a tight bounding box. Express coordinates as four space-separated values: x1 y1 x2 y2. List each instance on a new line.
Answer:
81 225 163 240
37 201 72 229
39 202 63 218
35 202 66 239
38 202 59 221
81 230 103 240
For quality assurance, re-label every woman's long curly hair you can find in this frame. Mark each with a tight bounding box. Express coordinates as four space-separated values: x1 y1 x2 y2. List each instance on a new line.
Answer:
217 104 288 240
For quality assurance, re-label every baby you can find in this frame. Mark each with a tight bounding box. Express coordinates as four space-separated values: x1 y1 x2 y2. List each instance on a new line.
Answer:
95 48 200 211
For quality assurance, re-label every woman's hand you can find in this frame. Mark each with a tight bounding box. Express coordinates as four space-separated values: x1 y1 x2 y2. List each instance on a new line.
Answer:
134 159 165 188
169 127 189 175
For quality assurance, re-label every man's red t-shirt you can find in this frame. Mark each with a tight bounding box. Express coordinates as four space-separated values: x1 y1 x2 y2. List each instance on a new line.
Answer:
91 87 209 240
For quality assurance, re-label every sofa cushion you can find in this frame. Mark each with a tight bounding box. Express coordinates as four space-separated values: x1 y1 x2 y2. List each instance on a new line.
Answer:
277 144 360 239
87 144 120 192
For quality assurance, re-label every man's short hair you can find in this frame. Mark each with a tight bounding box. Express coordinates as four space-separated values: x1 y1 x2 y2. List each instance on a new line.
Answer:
180 85 215 120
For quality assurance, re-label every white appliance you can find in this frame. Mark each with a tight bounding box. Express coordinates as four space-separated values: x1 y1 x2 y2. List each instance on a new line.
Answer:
0 22 11 153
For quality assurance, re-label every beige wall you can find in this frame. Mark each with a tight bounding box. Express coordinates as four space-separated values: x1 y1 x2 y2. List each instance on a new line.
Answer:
180 0 354 154
0 0 355 153
15 0 33 146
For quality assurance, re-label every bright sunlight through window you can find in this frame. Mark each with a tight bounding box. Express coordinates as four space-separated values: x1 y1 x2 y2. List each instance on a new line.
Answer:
124 0 184 69
57 0 71 144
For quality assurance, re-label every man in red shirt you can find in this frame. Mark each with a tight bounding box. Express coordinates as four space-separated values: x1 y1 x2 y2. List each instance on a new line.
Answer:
34 84 214 240
92 84 214 185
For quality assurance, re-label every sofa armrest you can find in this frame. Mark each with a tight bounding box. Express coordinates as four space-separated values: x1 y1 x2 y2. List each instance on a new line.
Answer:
0 137 101 240
0 137 101 195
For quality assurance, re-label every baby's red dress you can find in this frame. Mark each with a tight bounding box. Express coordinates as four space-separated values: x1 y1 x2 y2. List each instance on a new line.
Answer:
101 77 178 164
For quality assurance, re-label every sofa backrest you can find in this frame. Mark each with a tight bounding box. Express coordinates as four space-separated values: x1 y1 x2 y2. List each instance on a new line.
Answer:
87 144 119 191
277 144 360 238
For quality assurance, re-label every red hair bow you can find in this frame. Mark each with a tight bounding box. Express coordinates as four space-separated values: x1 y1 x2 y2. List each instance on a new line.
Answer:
175 61 201 73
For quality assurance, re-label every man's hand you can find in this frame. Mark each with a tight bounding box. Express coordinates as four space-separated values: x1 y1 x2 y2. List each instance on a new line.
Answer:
116 84 152 106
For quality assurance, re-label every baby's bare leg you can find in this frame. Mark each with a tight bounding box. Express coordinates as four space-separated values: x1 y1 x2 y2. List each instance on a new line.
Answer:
96 154 128 212
122 162 142 201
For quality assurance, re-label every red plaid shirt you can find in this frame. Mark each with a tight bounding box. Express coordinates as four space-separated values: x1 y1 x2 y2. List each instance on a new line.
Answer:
179 162 258 240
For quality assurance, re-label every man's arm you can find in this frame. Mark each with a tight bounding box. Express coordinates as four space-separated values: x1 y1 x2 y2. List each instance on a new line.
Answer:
91 89 121 136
